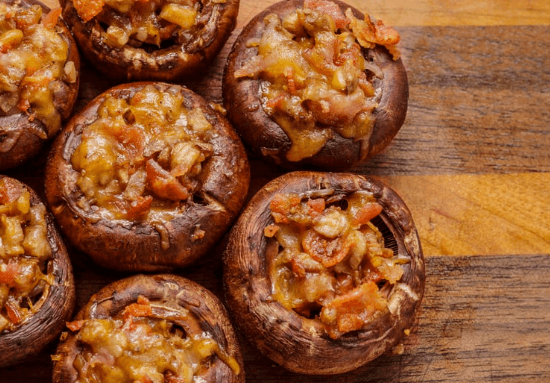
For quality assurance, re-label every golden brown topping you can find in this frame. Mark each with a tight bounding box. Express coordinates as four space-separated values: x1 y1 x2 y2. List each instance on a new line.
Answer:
67 295 238 383
0 178 53 333
71 84 213 223
345 8 400 60
267 191 404 339
235 1 400 162
0 3 71 136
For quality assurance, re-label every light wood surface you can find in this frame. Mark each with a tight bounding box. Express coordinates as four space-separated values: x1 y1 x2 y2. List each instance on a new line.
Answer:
4 0 550 382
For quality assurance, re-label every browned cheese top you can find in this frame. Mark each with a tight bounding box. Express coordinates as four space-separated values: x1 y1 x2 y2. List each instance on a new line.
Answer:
64 296 240 383
0 2 76 137
265 191 407 339
72 0 227 50
234 0 400 162
0 178 53 333
71 84 214 226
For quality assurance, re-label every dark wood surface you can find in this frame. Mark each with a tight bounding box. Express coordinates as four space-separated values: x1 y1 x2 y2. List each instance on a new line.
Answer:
2 0 550 381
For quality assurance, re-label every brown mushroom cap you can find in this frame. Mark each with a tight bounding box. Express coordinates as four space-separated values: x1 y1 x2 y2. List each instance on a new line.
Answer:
52 274 245 382
0 176 75 368
0 0 80 171
223 171 424 375
60 0 240 82
44 81 250 272
223 0 408 170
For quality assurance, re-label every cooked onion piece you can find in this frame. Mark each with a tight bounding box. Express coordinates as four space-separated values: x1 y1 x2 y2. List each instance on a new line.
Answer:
53 274 244 383
223 0 408 170
0 176 75 367
0 0 80 170
224 171 424 374
60 0 239 81
45 82 250 271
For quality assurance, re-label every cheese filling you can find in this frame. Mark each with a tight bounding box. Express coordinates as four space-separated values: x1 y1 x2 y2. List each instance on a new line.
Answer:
66 296 240 383
265 190 406 339
235 0 400 161
0 2 74 137
70 84 213 230
0 178 53 333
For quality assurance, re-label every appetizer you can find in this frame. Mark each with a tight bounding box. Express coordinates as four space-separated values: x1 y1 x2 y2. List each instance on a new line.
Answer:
0 176 75 368
223 171 424 374
223 0 408 170
0 0 80 171
53 274 244 383
60 0 240 81
45 82 249 271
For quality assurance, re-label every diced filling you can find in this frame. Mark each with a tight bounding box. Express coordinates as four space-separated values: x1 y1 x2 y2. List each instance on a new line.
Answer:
235 0 400 161
0 2 75 137
266 191 405 339
72 0 226 50
65 296 240 383
70 84 213 232
0 178 53 333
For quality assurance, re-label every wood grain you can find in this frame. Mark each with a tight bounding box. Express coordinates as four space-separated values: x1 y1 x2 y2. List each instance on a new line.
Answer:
2 0 550 381
383 173 550 257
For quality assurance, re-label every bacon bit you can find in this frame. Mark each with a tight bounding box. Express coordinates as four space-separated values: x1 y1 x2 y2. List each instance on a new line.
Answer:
264 92 287 109
283 67 298 95
110 125 146 161
352 202 383 226
302 230 351 267
123 297 153 322
126 196 153 220
270 193 301 223
145 159 189 201
66 319 87 331
165 371 185 383
290 258 306 278
321 281 386 338
0 261 19 287
17 98 30 113
42 8 62 29
346 9 401 60
5 301 22 324
73 0 105 23
374 19 400 47
304 0 350 29
264 224 279 238
306 198 325 217
130 91 145 105
4 10 15 21
334 44 362 67
0 178 23 204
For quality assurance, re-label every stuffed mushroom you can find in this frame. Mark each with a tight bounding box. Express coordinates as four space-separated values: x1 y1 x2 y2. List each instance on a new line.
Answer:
0 176 75 368
223 171 424 374
223 0 408 170
45 81 250 271
60 0 239 81
0 0 80 171
53 274 244 383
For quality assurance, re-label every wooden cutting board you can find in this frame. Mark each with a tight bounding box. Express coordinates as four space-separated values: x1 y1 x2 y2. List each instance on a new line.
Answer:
2 0 550 381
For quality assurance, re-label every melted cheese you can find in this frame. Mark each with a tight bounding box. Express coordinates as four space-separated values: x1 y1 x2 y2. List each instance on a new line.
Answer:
266 191 405 339
0 2 72 136
235 1 384 161
70 84 213 227
0 178 52 333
